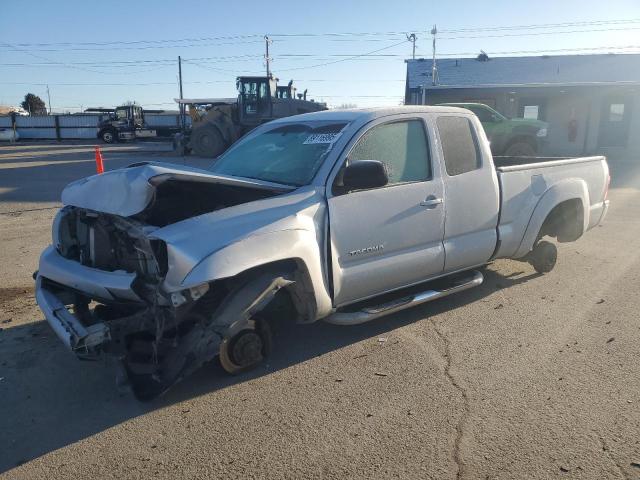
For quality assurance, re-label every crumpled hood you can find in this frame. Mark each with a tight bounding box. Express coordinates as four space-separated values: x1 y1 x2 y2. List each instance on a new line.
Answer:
150 185 324 289
61 162 291 217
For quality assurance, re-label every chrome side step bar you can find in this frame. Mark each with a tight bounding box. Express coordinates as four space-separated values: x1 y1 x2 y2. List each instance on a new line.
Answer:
325 270 484 326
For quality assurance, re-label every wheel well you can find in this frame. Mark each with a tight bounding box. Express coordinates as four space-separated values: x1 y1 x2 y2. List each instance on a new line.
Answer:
538 199 584 243
98 127 114 137
506 135 537 151
219 259 317 323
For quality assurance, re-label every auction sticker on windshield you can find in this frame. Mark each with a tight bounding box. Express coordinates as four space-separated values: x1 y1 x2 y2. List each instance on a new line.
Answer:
303 133 342 144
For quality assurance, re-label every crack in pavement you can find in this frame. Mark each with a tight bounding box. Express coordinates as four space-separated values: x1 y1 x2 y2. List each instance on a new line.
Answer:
598 435 628 479
430 318 470 480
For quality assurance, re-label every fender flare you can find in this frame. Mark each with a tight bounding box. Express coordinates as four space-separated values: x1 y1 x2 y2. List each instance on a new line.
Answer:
514 178 589 258
180 229 333 321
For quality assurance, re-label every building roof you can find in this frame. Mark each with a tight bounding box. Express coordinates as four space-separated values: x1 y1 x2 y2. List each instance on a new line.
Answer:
406 53 640 90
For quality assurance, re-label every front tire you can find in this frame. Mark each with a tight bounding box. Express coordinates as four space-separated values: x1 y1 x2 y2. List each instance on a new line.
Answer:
504 140 536 156
190 125 226 158
100 129 117 144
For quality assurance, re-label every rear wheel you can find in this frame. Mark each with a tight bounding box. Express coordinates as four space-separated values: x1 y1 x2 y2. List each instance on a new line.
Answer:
100 129 117 144
504 140 536 156
190 125 226 158
529 240 557 274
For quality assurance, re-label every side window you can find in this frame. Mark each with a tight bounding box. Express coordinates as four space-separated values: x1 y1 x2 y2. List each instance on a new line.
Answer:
349 120 430 185
470 106 493 123
437 116 481 176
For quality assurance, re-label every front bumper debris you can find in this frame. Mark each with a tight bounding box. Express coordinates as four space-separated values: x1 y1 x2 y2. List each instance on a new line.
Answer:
38 245 141 302
35 276 109 353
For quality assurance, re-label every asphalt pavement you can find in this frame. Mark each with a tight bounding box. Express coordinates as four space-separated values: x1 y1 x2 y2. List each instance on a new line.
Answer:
1 142 639 479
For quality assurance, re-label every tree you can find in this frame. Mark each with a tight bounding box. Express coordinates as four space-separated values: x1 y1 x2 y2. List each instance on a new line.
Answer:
20 93 47 115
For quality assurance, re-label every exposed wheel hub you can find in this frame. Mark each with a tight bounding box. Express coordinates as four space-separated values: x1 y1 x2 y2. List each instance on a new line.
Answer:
230 331 264 367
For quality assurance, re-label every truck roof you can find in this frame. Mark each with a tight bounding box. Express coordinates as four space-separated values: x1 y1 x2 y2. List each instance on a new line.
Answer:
438 102 488 108
269 105 471 124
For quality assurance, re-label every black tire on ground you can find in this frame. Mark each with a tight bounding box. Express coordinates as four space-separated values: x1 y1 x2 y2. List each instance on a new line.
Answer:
529 240 557 274
100 129 117 144
190 124 227 158
504 140 536 156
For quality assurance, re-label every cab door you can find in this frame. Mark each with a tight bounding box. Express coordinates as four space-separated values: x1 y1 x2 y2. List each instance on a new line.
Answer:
435 114 499 272
327 117 446 307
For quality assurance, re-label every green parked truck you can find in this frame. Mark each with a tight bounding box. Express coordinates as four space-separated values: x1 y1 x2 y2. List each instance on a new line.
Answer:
439 103 548 156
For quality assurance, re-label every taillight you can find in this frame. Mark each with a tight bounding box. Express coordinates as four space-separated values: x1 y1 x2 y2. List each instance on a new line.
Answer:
604 174 611 201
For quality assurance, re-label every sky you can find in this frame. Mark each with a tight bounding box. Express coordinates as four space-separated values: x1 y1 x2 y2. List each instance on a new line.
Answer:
1 0 639 112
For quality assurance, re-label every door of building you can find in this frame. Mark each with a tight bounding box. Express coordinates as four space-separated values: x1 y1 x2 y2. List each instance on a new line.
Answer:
598 96 633 147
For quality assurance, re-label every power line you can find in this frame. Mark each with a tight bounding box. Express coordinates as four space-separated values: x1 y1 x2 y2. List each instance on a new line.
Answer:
4 43 640 70
438 25 640 40
4 18 639 52
0 43 175 75
0 79 405 86
438 18 640 33
272 40 409 72
0 40 265 53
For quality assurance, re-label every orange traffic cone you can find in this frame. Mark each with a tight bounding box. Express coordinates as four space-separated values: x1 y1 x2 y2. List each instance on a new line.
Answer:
95 146 104 174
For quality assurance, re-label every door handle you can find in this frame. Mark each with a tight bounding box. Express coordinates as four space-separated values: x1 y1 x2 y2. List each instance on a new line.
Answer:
420 196 443 208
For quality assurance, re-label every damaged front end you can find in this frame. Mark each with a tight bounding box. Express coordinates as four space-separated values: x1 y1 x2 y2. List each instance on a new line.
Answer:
36 165 298 400
36 206 202 397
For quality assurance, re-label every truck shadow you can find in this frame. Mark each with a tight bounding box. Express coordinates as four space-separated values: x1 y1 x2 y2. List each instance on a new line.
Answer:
162 267 539 404
0 264 539 473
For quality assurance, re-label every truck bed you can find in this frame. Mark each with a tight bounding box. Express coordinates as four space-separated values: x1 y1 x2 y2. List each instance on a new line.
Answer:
494 156 580 168
493 155 609 260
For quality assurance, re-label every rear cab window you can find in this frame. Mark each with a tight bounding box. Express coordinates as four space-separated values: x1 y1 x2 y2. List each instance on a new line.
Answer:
437 116 482 176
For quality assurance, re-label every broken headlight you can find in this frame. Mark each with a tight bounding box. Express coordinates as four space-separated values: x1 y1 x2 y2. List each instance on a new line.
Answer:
170 283 210 307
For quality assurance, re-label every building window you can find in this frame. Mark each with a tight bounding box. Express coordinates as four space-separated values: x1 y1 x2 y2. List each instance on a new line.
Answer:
609 104 625 122
523 105 539 120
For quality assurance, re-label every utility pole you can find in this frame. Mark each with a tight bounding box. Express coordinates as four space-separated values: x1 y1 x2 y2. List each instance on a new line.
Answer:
406 33 417 60
264 35 272 78
431 25 438 86
46 84 52 114
178 55 185 132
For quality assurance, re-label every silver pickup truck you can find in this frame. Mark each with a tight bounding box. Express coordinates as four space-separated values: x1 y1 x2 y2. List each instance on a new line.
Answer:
35 106 610 399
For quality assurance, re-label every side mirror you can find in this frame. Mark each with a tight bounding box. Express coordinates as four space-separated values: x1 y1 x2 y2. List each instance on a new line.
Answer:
342 160 388 191
491 114 502 122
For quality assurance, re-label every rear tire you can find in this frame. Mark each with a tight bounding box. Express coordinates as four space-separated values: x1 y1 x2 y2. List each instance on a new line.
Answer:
504 140 536 156
190 125 226 158
100 129 117 144
529 240 557 274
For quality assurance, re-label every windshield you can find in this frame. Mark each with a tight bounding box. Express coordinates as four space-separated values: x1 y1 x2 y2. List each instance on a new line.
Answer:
210 121 348 186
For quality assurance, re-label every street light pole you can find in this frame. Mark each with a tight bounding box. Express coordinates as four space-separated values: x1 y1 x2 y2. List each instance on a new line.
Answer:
406 33 417 60
264 35 272 77
431 25 438 86
178 56 185 133
46 85 52 114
